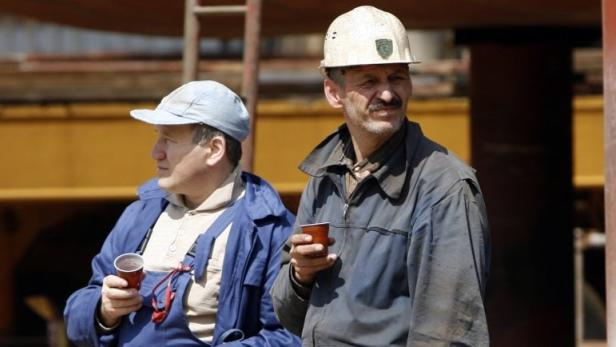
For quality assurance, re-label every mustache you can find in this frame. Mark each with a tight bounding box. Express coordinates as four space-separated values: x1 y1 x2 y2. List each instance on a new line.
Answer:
368 97 403 112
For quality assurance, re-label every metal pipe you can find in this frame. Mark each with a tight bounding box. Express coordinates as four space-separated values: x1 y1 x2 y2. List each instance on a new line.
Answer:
240 0 261 172
603 0 616 345
182 0 200 83
574 228 584 347
193 5 247 15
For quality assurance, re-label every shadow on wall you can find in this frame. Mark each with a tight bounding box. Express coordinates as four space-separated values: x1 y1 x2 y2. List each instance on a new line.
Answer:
11 202 127 346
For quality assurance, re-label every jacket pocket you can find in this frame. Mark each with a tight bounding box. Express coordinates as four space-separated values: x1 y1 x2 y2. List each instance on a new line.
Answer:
187 257 223 309
242 258 266 286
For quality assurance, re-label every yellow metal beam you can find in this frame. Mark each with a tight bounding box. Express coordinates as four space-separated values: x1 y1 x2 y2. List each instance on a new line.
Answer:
0 96 604 201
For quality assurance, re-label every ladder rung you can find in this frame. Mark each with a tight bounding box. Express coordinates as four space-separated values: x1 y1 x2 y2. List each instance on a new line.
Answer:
193 5 247 16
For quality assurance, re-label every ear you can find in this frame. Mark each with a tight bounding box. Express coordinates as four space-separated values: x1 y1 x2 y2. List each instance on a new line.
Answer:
203 136 226 166
323 78 344 109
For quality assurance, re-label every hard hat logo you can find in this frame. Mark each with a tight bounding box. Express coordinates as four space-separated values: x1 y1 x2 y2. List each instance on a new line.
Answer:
376 39 393 59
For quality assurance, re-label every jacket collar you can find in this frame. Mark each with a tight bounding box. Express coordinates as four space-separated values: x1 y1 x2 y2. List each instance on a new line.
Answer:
136 172 287 222
137 178 167 200
241 171 288 221
299 119 423 200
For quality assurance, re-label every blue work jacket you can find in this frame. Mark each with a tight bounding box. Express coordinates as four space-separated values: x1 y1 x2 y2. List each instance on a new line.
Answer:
65 172 300 347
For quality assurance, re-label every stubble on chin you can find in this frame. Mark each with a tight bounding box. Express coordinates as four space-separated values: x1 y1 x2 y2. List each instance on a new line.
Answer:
362 114 404 136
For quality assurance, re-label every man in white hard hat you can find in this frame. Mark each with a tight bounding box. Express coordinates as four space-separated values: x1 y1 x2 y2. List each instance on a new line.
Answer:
271 6 490 346
64 81 301 346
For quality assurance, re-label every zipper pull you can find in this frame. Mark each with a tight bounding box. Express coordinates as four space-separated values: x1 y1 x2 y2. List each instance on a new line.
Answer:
343 203 349 220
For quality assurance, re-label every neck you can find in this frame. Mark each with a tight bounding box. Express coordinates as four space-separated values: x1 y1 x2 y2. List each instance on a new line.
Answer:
348 129 393 163
183 163 235 209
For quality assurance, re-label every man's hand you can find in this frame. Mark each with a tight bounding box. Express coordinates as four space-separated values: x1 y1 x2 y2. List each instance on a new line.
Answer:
99 275 143 327
289 234 337 286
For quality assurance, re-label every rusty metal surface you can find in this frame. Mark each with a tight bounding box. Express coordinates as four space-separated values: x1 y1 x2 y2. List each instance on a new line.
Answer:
603 0 616 345
239 0 262 172
0 0 601 37
179 0 261 171
182 0 201 83
470 39 574 346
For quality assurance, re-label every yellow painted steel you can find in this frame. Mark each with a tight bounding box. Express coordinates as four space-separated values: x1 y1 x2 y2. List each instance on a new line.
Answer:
252 98 471 193
0 96 604 200
573 97 604 188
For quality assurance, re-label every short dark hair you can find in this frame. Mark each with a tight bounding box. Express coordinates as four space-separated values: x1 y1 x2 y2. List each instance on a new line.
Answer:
192 123 242 167
325 67 346 86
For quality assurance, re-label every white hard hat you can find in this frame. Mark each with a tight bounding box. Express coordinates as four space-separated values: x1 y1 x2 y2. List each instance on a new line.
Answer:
320 6 419 71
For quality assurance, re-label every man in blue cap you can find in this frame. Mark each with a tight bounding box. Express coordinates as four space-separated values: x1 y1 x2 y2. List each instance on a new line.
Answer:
64 80 300 346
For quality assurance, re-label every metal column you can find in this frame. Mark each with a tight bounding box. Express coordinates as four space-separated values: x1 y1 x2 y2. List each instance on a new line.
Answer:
467 31 575 346
240 0 261 172
575 228 585 346
603 0 616 345
182 0 200 84
0 226 12 334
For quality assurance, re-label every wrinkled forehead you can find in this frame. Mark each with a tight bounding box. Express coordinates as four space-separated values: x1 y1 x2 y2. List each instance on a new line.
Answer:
343 63 410 78
346 63 408 73
154 124 195 136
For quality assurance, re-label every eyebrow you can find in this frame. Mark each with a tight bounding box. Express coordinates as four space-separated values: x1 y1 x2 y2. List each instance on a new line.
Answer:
155 127 174 137
354 69 407 80
390 68 409 75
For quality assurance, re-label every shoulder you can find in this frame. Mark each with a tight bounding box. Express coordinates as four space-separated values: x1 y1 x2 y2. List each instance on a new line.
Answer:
407 123 482 205
239 173 295 247
241 172 294 224
137 178 167 200
111 178 167 237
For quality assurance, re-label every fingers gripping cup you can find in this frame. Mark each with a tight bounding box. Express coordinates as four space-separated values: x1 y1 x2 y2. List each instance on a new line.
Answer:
301 223 329 255
114 253 144 289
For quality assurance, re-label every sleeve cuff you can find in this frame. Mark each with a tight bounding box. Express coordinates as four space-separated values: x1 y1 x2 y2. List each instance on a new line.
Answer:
95 304 121 334
289 265 312 301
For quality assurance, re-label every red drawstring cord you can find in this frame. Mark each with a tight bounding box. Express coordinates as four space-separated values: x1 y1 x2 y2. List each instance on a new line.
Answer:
150 263 192 324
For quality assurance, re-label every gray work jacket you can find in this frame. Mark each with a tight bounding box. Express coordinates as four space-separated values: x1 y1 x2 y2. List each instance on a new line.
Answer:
271 120 491 347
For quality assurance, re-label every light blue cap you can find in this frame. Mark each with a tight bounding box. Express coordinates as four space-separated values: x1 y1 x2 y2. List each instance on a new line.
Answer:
130 80 249 141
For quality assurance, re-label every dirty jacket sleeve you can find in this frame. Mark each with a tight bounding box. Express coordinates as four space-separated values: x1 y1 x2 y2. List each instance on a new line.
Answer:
64 201 143 347
406 179 490 347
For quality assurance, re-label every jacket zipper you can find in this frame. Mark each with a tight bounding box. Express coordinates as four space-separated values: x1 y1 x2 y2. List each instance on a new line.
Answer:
329 173 351 224
342 176 372 223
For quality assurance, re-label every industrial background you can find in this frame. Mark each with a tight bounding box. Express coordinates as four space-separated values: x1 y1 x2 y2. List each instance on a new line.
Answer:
0 0 612 346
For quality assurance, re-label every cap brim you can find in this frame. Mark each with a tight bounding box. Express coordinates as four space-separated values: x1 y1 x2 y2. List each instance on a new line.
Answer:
130 109 198 125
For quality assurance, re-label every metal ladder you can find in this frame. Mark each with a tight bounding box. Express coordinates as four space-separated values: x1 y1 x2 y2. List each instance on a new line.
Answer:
182 0 262 172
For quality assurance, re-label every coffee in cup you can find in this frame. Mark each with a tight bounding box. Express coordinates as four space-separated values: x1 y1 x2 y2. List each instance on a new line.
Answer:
114 253 144 289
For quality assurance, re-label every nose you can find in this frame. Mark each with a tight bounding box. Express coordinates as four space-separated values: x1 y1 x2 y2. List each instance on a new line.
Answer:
151 138 166 161
377 83 395 103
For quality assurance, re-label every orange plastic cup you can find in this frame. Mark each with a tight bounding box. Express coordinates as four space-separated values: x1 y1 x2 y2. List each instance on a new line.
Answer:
114 253 144 289
301 222 329 255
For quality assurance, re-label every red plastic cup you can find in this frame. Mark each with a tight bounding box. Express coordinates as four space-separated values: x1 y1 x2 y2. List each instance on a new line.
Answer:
301 222 329 255
114 253 144 289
